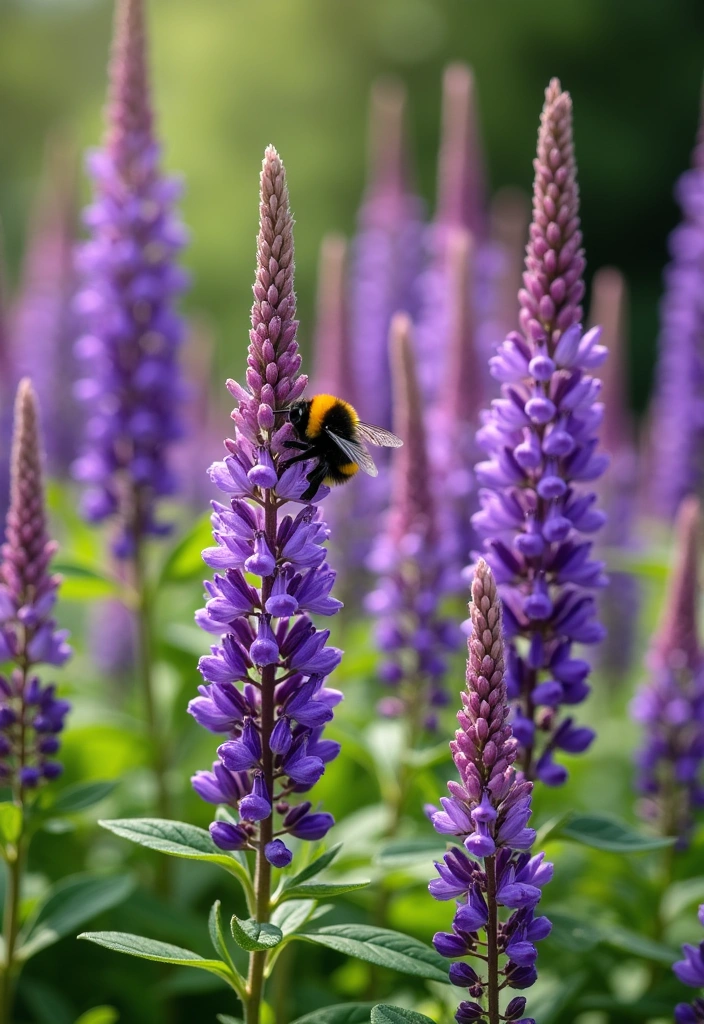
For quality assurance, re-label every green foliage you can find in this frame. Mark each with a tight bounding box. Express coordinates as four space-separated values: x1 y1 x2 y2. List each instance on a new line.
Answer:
371 1007 436 1024
74 1008 120 1024
556 812 676 853
230 917 283 953
78 931 235 986
292 1006 376 1023
295 925 450 983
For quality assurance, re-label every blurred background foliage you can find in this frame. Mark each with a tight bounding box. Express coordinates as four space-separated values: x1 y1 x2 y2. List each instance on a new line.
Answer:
1 0 703 412
0 1 703 1023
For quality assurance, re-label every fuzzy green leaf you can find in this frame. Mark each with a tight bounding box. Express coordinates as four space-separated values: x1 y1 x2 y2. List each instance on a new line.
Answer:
371 1007 436 1024
79 931 233 982
292 1005 376 1024
279 880 370 903
296 924 449 982
559 813 675 853
284 844 343 889
51 781 117 815
230 917 283 952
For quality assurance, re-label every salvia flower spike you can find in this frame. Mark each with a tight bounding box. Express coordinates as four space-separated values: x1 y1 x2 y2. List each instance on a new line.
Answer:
192 144 341 876
674 905 704 1022
471 78 608 784
649 92 704 521
0 379 71 793
429 560 551 1024
366 313 457 735
632 496 704 845
72 0 188 558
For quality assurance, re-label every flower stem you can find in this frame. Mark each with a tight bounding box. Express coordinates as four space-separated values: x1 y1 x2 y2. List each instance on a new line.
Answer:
520 665 536 780
245 493 278 1024
485 854 500 1024
132 536 172 892
0 834 24 1024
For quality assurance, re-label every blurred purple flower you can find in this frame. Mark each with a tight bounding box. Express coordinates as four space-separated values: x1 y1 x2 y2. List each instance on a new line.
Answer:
72 0 188 558
674 905 704 1022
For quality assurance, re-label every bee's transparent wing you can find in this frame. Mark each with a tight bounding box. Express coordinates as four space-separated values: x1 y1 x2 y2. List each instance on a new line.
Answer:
354 422 403 448
324 428 378 477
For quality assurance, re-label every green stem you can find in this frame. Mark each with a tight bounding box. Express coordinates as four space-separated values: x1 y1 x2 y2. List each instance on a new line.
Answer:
245 494 277 1024
0 834 24 1024
485 855 500 1024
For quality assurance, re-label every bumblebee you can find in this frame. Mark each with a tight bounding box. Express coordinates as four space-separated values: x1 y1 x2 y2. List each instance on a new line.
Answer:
283 394 403 501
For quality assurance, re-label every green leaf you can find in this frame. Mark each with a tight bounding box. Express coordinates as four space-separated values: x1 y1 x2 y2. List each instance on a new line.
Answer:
51 781 117 815
270 899 319 937
279 881 370 902
74 1008 120 1024
559 813 675 853
547 910 601 953
17 874 134 961
296 925 449 982
371 1007 436 1024
600 924 677 965
217 1017 244 1024
52 560 120 600
662 876 704 922
99 818 253 896
0 803 22 845
292 1005 376 1024
78 931 233 983
158 513 212 586
374 838 448 869
284 844 343 888
230 916 283 952
208 901 241 988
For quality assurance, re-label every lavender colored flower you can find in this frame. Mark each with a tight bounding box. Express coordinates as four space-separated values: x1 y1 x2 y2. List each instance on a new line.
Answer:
429 561 551 1023
191 147 342 869
674 905 704 1023
350 78 424 433
11 135 78 476
366 313 458 732
471 79 608 784
590 267 640 677
72 0 188 558
632 496 704 845
0 380 71 791
649 96 704 521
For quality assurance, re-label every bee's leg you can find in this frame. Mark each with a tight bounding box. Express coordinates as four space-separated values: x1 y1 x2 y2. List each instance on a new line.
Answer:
282 440 311 451
301 463 327 502
278 450 315 470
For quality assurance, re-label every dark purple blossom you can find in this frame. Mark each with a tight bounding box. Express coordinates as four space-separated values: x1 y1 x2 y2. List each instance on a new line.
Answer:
191 147 342 869
72 0 188 558
471 79 608 784
429 560 551 1023
649 96 704 520
632 496 704 845
366 313 458 733
0 380 71 792
674 906 704 1023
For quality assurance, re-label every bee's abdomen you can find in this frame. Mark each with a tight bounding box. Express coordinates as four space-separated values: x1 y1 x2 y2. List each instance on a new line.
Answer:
325 462 359 485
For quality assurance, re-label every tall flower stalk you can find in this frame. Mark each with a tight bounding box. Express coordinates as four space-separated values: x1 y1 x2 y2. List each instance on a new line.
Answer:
649 94 704 520
632 496 704 846
429 560 551 1024
191 147 342 1024
0 380 71 1020
674 905 704 1023
472 79 608 784
72 0 188 821
367 313 456 823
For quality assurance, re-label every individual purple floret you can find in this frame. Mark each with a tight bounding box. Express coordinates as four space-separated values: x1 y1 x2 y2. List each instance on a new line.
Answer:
428 560 551 1024
590 267 639 677
471 78 608 784
674 905 704 1022
366 313 457 735
191 147 342 874
0 380 71 791
72 0 188 558
632 496 704 845
649 95 704 521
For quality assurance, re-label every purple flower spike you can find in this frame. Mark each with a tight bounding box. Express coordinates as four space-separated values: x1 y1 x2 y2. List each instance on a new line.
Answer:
72 0 188 556
471 79 608 783
649 95 704 520
429 561 551 1022
673 904 704 1021
0 380 71 795
632 496 704 846
367 313 457 734
192 149 341 875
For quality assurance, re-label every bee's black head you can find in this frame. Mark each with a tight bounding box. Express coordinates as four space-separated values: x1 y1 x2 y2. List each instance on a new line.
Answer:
288 401 306 429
